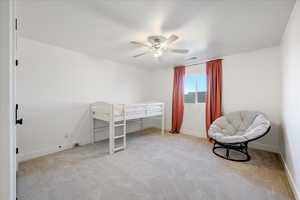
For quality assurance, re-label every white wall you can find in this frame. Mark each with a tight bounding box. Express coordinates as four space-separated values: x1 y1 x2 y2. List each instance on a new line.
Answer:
149 47 282 152
0 0 16 200
223 47 282 152
280 0 300 197
17 38 152 161
149 66 206 138
148 68 173 131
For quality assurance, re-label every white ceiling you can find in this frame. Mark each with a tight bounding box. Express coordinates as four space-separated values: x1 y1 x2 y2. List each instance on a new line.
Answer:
18 0 295 69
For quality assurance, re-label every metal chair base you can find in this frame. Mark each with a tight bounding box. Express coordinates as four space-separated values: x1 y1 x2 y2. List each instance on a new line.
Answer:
212 141 251 162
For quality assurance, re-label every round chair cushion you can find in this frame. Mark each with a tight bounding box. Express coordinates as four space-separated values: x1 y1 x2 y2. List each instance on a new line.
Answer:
208 111 270 144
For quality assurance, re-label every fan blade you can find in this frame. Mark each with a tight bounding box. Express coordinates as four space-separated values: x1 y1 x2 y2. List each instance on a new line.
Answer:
133 52 149 58
163 34 179 46
186 56 197 61
169 49 189 54
130 41 152 48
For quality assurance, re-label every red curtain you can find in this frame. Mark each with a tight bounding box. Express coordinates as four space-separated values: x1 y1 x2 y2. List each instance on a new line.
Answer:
205 59 222 138
170 66 185 134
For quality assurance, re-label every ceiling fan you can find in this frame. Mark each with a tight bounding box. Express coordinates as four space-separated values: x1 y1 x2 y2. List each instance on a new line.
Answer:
130 34 189 58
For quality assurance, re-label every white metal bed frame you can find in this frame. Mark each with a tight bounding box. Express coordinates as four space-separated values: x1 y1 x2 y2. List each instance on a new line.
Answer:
90 102 165 154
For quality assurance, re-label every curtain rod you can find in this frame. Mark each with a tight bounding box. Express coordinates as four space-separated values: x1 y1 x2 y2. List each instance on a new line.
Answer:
185 58 223 67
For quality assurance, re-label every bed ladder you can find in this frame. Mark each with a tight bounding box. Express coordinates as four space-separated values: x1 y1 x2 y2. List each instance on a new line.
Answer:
109 104 126 154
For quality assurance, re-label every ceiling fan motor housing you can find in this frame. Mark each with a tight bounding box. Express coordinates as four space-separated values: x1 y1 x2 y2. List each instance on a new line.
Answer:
148 35 167 47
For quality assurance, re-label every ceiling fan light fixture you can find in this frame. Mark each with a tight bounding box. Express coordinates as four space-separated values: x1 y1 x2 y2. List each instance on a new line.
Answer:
153 50 162 57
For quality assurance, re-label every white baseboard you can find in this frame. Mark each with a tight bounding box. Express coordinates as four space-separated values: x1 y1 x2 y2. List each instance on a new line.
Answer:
17 127 152 162
18 143 74 162
249 142 279 153
279 153 300 200
180 128 206 138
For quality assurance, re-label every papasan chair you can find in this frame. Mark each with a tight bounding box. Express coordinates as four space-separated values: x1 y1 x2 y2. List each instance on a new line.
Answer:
208 111 271 162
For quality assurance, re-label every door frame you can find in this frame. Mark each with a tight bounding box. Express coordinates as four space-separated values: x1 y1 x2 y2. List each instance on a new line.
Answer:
0 0 16 199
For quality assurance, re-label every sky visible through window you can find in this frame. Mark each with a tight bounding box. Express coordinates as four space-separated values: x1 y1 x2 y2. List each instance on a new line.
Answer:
184 74 206 94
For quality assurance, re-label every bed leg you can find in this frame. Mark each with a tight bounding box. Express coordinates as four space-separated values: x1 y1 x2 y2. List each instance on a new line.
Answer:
90 105 95 144
161 116 164 135
109 121 114 154
123 105 126 150
92 119 95 144
161 104 165 135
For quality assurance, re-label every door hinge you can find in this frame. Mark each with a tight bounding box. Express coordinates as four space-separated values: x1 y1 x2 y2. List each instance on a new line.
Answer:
16 148 19 154
15 18 18 30
15 104 23 125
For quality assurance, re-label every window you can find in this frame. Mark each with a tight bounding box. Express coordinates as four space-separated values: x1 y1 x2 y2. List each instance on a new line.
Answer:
184 74 206 103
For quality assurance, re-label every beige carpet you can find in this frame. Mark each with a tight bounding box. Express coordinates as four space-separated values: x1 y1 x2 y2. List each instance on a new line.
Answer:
17 129 294 200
